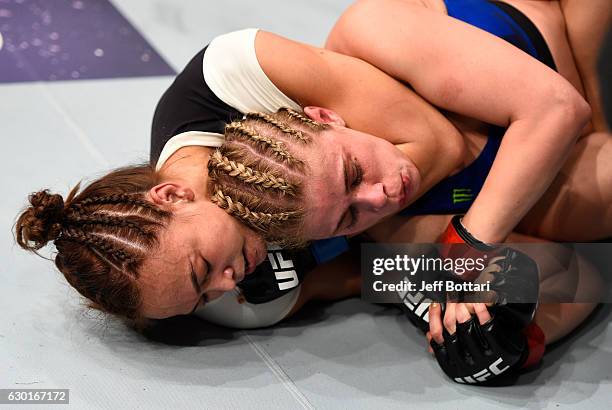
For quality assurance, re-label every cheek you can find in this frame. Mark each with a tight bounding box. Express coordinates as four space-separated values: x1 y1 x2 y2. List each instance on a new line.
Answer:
202 208 244 246
301 201 340 239
355 213 384 233
305 178 340 211
356 143 387 175
368 139 400 162
241 225 265 255
302 209 327 239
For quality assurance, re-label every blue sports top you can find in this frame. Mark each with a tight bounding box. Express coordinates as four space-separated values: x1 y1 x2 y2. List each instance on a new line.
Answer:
401 0 557 216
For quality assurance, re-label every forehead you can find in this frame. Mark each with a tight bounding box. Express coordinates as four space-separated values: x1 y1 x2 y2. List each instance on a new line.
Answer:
300 132 347 238
301 128 346 174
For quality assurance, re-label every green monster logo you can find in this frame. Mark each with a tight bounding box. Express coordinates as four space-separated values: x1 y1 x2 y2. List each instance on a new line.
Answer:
453 188 474 204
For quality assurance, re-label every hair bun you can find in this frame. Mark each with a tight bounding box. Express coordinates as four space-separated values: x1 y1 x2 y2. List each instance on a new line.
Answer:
15 190 66 251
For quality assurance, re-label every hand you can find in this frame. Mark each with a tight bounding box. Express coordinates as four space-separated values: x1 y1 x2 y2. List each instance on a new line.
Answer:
426 302 491 353
426 301 541 384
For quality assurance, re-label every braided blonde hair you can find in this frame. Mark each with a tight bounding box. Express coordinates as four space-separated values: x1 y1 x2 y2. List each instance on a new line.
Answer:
208 107 328 247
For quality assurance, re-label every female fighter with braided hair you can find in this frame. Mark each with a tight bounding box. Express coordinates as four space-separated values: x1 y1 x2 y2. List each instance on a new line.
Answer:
198 107 607 384
15 0 610 383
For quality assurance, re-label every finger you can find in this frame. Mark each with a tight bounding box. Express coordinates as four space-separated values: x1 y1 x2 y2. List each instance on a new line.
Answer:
426 332 434 354
464 303 476 315
473 303 492 325
443 302 457 335
455 303 472 324
429 302 444 344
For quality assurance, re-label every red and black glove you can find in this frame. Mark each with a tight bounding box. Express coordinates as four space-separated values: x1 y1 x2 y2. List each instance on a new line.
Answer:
438 214 543 285
438 215 498 281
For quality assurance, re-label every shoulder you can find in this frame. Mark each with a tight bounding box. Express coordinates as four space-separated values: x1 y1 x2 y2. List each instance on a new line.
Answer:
254 30 350 107
204 28 259 70
326 0 444 54
254 31 317 104
205 29 302 113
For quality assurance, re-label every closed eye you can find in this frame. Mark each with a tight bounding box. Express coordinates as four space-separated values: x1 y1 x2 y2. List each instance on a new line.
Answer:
346 158 362 229
202 258 212 283
335 157 363 235
351 160 363 188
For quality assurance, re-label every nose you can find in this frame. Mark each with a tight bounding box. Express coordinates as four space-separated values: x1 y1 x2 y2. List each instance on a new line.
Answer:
208 267 240 293
353 183 387 212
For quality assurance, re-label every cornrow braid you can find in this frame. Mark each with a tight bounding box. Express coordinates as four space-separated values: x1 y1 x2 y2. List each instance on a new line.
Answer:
209 150 299 196
71 193 168 217
210 186 298 229
15 163 171 326
225 122 304 168
245 112 310 143
61 229 139 267
211 107 329 246
63 212 157 240
277 107 328 130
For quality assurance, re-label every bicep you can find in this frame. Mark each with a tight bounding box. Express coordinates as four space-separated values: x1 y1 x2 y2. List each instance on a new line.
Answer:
336 0 569 125
254 30 455 146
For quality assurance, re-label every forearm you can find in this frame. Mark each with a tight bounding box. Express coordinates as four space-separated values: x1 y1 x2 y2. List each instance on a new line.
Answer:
286 251 361 317
462 100 590 242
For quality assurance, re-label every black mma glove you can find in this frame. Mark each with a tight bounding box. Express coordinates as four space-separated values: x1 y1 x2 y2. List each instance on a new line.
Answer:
397 244 539 332
395 248 453 332
430 248 544 384
430 302 545 384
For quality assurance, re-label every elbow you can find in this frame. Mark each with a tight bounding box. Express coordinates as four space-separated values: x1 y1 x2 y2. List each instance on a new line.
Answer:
548 86 592 139
574 95 592 127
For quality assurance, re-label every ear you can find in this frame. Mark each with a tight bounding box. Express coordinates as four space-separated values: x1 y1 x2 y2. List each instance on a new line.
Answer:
303 106 346 127
148 182 195 207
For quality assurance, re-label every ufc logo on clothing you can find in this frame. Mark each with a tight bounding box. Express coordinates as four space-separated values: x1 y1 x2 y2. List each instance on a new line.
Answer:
267 245 299 290
454 357 510 384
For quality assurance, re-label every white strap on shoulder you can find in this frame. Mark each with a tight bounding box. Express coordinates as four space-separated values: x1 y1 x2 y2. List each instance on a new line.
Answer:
155 131 224 171
203 28 302 114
